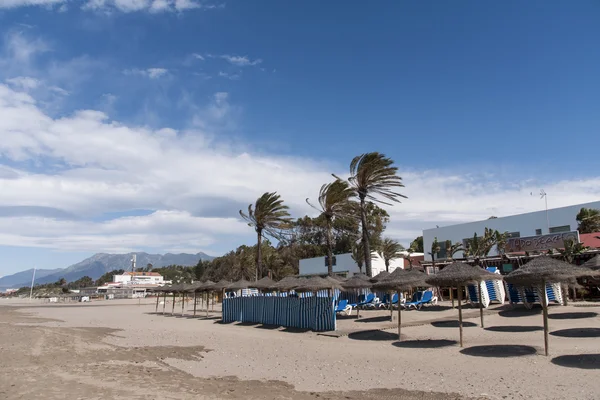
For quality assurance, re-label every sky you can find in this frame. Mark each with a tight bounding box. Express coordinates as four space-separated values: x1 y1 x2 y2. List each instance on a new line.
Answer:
0 0 599 276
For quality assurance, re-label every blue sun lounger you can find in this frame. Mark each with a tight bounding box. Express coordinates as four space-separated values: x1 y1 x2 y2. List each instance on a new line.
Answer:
335 299 352 316
350 293 375 309
403 290 435 310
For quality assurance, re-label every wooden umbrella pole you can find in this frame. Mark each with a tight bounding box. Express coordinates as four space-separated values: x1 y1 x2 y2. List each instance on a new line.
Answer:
193 291 197 316
162 292 167 314
457 286 463 347
478 281 484 328
171 293 176 315
389 291 393 321
212 293 215 312
206 292 209 318
155 293 159 313
450 288 454 308
181 292 186 316
541 281 549 356
397 290 402 341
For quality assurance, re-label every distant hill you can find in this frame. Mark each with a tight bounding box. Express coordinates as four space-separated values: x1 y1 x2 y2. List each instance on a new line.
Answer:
0 268 63 289
0 252 214 289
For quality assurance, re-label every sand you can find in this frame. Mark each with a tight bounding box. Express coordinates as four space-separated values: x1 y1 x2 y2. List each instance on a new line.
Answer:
1 297 599 400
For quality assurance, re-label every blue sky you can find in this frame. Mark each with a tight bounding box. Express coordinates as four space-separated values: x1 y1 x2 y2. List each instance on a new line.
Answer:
0 1 599 276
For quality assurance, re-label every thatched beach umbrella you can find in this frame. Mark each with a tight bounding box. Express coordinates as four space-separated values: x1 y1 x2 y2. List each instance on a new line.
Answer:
426 262 502 346
272 276 301 291
583 254 600 270
153 286 166 313
206 279 231 316
505 256 600 356
370 270 390 282
294 276 343 293
253 276 275 291
228 278 253 291
186 281 204 316
195 280 214 315
341 276 373 318
374 268 428 339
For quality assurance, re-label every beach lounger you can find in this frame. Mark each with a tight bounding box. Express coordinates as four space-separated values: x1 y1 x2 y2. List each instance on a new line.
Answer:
335 299 353 316
349 293 375 310
404 290 436 309
377 293 399 309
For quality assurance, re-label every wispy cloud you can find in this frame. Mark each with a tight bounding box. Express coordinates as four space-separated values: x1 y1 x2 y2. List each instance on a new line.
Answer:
220 54 262 67
218 71 241 80
0 0 225 12
123 67 169 79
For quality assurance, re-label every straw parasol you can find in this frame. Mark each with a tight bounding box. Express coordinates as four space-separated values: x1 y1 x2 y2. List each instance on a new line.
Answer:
271 276 301 291
370 270 390 282
228 278 253 290
341 276 373 319
505 256 600 356
353 273 371 281
582 254 600 270
294 276 343 292
426 262 503 346
253 276 275 290
374 268 428 340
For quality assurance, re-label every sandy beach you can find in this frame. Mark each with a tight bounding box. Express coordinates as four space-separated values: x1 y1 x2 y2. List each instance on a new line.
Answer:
1 298 599 400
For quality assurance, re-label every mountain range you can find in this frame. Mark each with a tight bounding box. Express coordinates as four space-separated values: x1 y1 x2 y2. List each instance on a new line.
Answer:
0 252 214 289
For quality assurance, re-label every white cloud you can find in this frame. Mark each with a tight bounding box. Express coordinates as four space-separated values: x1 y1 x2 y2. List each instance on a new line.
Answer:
0 83 599 254
220 54 262 67
2 31 49 64
218 71 240 80
123 67 169 79
6 76 40 90
0 0 64 9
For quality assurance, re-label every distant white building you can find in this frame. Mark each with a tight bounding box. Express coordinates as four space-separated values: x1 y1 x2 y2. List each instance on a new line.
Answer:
299 252 424 277
423 200 600 261
113 271 165 285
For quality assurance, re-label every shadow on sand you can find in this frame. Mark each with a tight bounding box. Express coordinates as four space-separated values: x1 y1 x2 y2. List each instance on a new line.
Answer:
549 328 600 338
355 316 393 323
416 305 454 312
498 308 542 318
551 354 600 369
392 339 457 349
548 312 598 320
348 330 402 341
431 320 477 328
485 325 543 333
460 345 538 358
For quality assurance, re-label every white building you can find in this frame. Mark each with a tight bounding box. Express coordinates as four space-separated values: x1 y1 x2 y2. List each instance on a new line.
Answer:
113 271 165 285
299 252 424 277
423 200 600 261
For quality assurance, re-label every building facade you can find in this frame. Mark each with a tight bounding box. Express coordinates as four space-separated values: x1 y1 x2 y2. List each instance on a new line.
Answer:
423 201 600 261
299 252 424 277
113 271 165 285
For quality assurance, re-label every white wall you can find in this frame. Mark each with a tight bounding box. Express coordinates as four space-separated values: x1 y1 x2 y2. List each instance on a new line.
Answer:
423 200 600 260
299 252 405 276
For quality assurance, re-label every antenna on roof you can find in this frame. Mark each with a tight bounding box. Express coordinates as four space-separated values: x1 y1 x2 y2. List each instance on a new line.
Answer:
131 254 137 277
539 189 549 232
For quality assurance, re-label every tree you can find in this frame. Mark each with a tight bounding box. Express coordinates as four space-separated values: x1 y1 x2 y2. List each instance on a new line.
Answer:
444 240 464 260
410 236 424 253
558 239 588 264
378 238 404 272
240 192 292 280
351 241 365 274
463 228 509 264
576 208 600 234
342 152 406 277
95 269 124 286
428 237 441 265
306 179 355 276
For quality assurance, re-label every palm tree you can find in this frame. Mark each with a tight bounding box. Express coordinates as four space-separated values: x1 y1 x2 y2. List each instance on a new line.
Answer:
306 180 356 276
444 240 464 260
351 241 365 274
428 237 441 266
378 238 405 272
576 208 600 234
341 152 406 277
239 192 292 280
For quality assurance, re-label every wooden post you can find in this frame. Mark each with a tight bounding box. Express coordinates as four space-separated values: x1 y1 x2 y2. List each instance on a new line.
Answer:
162 292 166 314
397 290 402 340
171 292 176 315
389 291 393 321
457 286 463 347
541 281 549 356
450 287 454 308
181 292 186 316
206 291 210 318
477 281 484 328
193 291 197 316
212 292 215 312
155 293 160 313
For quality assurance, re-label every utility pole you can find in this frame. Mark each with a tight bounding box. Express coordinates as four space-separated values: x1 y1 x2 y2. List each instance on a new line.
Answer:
540 189 549 232
29 267 36 300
